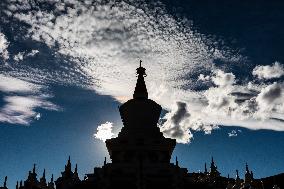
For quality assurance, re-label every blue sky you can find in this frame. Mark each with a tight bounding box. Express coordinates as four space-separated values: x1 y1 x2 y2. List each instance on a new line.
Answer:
0 0 284 188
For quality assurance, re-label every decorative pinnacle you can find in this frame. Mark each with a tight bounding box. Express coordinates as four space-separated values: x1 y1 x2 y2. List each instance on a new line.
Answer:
175 156 179 167
4 176 7 187
133 60 148 99
104 157 107 166
43 169 46 178
33 164 36 174
136 60 147 77
75 164 78 173
246 162 249 172
236 170 239 179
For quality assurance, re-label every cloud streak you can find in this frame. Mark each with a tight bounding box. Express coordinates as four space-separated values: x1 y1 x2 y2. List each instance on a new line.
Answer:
0 75 59 125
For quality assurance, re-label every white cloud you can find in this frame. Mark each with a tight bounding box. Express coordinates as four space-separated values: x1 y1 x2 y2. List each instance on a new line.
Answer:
94 122 115 142
34 113 41 120
198 74 210 81
253 61 284 79
27 50 39 57
13 50 39 62
13 52 25 62
158 70 284 143
159 101 220 143
0 95 58 125
211 70 236 87
228 130 238 137
9 0 240 93
0 75 59 125
160 102 193 144
2 1 284 142
255 82 284 119
0 75 40 93
0 32 9 61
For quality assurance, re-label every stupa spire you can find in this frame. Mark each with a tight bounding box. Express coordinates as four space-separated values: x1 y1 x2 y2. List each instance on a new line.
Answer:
133 60 148 99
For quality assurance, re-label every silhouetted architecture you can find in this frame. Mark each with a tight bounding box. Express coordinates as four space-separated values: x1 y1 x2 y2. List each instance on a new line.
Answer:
3 62 284 189
0 176 7 189
55 156 80 189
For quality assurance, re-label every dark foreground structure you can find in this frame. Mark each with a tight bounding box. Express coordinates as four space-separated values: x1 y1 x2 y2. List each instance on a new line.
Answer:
1 63 283 189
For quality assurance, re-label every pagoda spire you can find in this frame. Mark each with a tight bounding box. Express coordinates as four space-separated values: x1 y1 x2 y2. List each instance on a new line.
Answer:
210 156 215 172
73 164 79 180
175 156 179 167
42 169 46 179
75 164 78 174
204 163 208 174
3 176 7 188
246 163 249 173
40 169 47 187
104 157 107 166
65 156 72 172
48 174 55 189
33 164 36 174
236 169 240 180
133 60 148 99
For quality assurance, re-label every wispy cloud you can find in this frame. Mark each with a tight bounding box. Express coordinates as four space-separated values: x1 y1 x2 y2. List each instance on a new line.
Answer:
7 0 240 90
0 75 59 125
0 75 41 93
0 95 58 125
